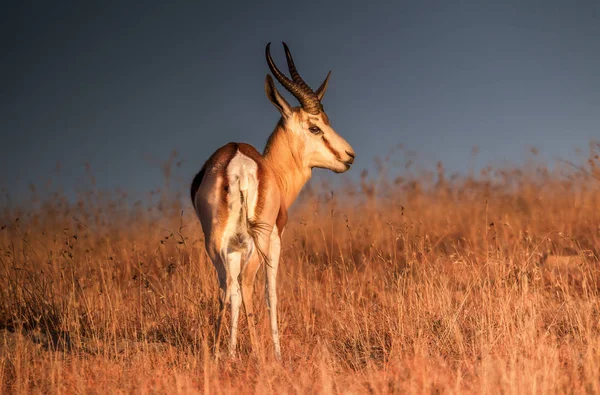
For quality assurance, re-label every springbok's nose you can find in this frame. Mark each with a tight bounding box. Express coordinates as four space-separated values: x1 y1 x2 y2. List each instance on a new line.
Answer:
345 150 355 164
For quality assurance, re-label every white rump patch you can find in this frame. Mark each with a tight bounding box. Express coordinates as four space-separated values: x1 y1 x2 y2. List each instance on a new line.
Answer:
221 150 260 255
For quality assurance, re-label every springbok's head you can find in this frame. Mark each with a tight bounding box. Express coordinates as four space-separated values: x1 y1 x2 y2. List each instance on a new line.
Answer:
264 42 355 173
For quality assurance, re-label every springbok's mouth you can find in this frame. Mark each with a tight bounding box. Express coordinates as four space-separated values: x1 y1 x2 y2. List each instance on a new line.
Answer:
331 160 352 173
345 150 355 165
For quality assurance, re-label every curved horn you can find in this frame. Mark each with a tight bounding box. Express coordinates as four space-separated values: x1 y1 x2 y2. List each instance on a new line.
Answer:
315 70 331 101
282 42 315 95
265 42 323 114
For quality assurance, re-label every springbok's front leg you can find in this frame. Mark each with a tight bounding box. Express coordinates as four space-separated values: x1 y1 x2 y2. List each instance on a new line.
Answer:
266 228 282 361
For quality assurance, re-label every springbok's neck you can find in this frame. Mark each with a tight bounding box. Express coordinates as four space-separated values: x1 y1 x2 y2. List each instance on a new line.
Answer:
263 122 311 209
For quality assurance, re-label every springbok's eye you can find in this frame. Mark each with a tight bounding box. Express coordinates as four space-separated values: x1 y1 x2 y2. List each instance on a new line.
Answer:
309 126 322 135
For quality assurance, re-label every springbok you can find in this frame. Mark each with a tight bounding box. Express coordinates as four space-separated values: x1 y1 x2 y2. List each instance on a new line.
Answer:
190 42 355 360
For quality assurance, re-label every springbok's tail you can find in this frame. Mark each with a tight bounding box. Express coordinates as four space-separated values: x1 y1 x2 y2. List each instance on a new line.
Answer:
226 169 271 266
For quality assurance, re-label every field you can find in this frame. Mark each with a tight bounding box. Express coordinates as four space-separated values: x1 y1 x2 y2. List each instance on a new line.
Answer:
1 143 600 394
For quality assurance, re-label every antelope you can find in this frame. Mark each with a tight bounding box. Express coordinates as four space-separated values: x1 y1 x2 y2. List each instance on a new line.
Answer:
190 42 355 360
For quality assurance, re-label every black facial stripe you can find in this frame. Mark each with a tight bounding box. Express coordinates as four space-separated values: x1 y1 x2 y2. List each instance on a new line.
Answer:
322 136 342 160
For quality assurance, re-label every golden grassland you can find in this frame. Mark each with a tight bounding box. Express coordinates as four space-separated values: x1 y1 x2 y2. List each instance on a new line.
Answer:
1 143 600 394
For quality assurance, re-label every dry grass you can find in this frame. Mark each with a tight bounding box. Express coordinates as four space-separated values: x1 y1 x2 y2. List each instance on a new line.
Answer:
1 142 600 394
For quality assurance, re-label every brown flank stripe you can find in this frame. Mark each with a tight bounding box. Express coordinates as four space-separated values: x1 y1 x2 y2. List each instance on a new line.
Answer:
190 142 238 203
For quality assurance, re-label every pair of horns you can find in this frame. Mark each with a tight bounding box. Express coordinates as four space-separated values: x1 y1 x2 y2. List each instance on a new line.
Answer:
265 42 330 115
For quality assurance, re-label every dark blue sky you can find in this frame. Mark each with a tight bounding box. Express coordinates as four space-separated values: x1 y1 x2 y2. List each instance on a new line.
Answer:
2 1 599 202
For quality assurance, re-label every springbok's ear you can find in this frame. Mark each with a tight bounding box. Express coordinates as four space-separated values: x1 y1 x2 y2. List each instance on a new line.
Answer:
315 71 331 101
265 75 292 118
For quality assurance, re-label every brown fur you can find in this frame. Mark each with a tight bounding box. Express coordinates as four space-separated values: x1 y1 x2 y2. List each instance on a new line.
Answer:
190 166 206 203
190 142 237 203
261 111 317 211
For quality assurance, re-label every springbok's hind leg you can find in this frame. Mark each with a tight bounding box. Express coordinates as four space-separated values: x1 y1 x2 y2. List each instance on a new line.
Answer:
241 255 261 356
210 253 228 359
241 232 271 357
207 252 229 359
224 251 242 357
